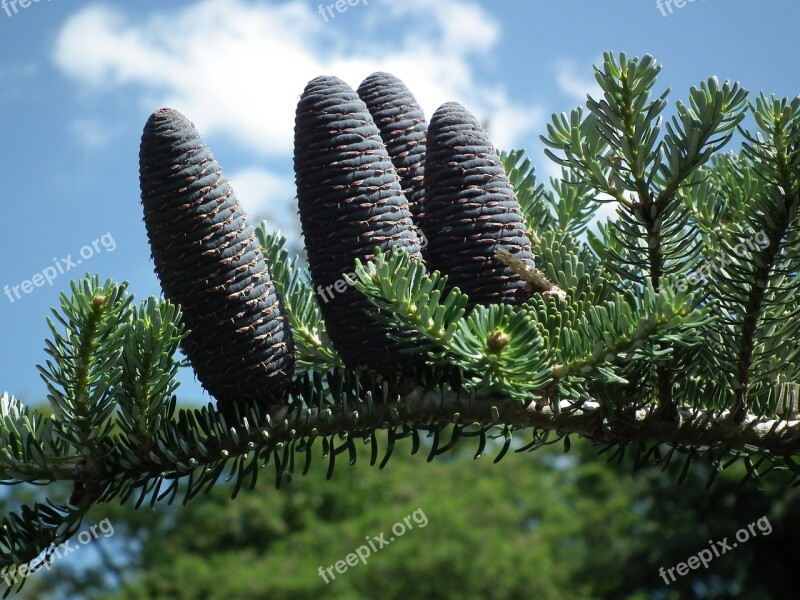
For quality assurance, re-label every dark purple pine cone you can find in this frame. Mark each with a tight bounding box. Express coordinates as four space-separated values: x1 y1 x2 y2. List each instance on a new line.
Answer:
294 75 424 369
357 72 427 222
423 101 533 308
139 108 294 416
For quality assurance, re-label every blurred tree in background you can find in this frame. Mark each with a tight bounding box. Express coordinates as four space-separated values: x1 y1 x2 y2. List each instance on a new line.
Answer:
4 429 797 600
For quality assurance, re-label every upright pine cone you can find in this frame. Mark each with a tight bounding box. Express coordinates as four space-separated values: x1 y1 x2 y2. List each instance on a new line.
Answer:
423 101 533 307
357 72 427 221
294 75 423 369
139 108 294 416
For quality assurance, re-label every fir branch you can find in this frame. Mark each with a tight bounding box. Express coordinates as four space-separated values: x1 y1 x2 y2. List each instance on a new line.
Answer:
113 298 184 453
658 75 748 204
499 149 554 238
10 386 800 507
727 94 800 421
36 276 132 503
256 224 342 371
0 394 73 483
494 248 566 302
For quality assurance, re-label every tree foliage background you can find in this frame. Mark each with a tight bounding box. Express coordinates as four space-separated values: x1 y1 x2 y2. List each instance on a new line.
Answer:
3 431 800 600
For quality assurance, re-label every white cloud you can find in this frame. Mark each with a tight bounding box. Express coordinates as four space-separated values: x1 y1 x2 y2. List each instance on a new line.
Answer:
69 117 121 149
545 57 619 232
555 58 603 103
227 167 296 228
54 1 324 156
482 102 545 153
379 0 500 56
53 0 543 157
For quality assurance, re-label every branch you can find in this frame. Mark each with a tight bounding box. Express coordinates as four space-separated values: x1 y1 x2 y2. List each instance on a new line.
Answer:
495 249 567 301
266 389 800 457
10 386 800 508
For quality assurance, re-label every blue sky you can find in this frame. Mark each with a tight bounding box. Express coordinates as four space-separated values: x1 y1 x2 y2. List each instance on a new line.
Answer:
1 0 797 405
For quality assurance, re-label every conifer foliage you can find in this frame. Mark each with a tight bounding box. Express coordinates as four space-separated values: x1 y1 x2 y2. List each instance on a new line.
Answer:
2 53 800 594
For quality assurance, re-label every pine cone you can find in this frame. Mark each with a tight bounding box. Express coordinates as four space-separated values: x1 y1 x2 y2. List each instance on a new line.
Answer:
294 75 423 369
423 101 533 307
139 108 294 416
357 72 427 222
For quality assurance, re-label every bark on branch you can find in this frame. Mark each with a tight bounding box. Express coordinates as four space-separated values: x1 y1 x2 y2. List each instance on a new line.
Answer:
266 388 800 458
